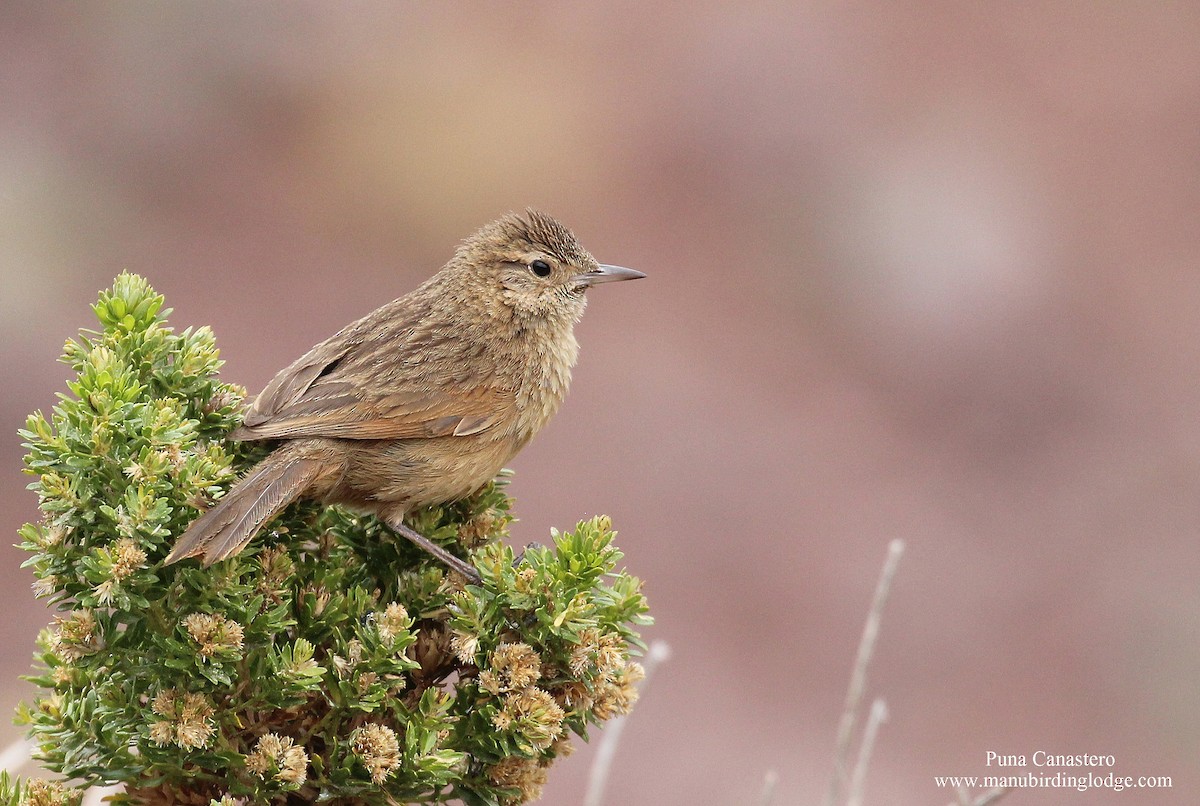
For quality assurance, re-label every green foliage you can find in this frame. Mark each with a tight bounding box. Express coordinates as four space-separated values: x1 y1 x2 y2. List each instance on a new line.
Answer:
15 274 652 805
0 771 82 806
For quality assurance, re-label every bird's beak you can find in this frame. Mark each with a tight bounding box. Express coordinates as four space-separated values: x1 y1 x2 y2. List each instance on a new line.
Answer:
574 264 647 287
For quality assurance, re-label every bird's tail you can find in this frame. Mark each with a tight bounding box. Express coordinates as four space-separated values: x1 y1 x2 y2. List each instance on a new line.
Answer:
164 452 321 567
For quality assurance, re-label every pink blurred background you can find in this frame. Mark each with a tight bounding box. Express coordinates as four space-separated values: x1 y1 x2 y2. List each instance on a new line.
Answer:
2 4 1197 804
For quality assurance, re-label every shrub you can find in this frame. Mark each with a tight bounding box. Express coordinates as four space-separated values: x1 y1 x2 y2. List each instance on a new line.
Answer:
14 274 651 805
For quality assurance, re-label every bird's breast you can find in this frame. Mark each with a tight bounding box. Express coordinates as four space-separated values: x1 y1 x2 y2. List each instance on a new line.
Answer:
508 328 578 440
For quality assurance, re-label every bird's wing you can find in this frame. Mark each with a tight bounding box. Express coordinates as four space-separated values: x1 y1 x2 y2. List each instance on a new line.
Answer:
231 305 510 442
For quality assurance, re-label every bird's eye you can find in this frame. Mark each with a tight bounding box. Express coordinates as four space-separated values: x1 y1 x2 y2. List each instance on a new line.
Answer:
529 259 552 277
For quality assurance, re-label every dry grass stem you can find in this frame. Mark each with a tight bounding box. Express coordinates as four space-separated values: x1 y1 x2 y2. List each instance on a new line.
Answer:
846 698 887 806
0 739 33 777
583 640 672 806
824 539 905 806
978 787 1012 805
756 769 779 806
948 786 1011 806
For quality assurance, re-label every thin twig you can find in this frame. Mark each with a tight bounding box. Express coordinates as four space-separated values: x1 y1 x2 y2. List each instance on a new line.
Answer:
0 739 33 777
823 539 905 806
971 787 1011 806
757 770 779 806
846 698 887 806
947 785 1011 806
583 640 672 806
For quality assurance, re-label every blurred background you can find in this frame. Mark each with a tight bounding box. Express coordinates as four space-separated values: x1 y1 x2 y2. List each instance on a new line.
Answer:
2 3 1198 804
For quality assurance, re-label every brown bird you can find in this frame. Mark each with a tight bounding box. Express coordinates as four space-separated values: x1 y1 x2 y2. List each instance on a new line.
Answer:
164 210 643 581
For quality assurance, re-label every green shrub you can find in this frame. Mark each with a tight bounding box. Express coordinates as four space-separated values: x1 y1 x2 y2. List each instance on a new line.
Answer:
14 274 651 805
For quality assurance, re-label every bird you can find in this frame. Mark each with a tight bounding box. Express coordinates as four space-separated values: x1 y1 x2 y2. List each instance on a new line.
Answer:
164 210 644 582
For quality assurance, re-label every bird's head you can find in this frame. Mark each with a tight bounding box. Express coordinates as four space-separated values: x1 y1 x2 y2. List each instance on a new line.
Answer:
455 209 644 323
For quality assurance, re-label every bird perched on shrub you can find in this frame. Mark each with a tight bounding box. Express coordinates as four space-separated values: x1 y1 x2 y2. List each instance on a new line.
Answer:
165 210 644 582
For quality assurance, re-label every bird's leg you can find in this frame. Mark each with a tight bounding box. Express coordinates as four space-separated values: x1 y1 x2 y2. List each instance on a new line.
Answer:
386 518 481 585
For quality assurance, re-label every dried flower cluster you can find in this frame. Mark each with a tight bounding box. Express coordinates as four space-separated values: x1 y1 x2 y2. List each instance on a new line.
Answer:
487 756 549 803
11 274 651 804
450 630 479 665
375 602 411 644
149 689 216 750
47 611 98 662
245 733 308 787
351 723 402 784
182 612 245 660
18 778 80 806
479 642 543 695
492 687 566 752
